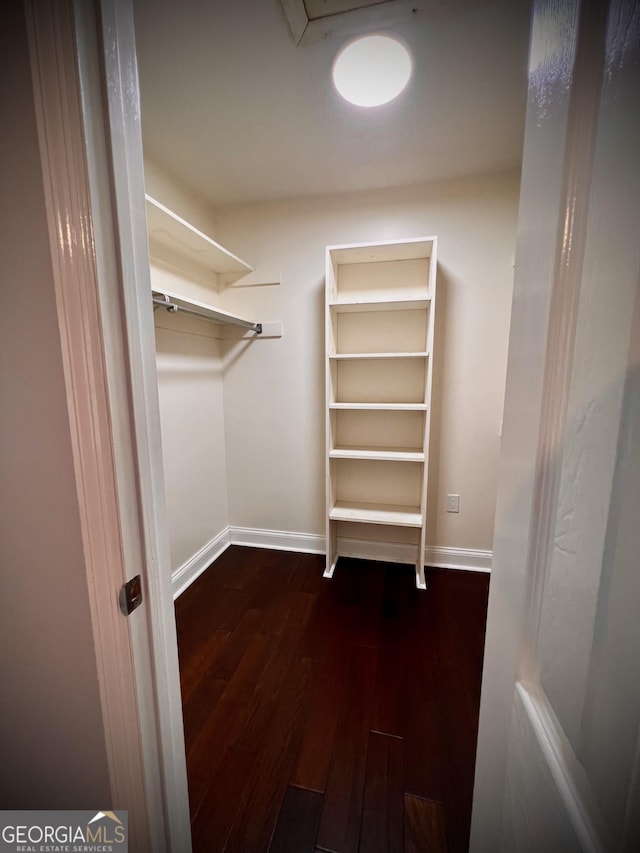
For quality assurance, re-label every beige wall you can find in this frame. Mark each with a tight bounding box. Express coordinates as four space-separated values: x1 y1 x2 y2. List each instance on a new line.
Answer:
154 322 229 571
144 162 519 562
0 1 110 807
145 161 230 574
216 172 519 552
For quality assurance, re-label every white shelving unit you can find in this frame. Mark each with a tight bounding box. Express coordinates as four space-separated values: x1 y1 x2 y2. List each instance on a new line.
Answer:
325 237 437 589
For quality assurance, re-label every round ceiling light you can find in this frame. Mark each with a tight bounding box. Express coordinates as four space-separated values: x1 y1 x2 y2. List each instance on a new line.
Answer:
332 34 413 108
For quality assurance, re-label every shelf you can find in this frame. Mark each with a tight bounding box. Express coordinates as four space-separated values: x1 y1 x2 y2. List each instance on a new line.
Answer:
329 402 427 411
145 195 253 284
152 288 261 333
327 237 436 265
330 352 428 360
330 296 430 314
330 501 423 527
330 446 425 462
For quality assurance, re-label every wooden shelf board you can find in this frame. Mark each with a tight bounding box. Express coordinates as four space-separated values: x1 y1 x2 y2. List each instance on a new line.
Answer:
330 446 425 462
329 402 427 411
330 352 428 360
146 195 253 282
330 501 423 527
330 296 430 314
327 237 436 265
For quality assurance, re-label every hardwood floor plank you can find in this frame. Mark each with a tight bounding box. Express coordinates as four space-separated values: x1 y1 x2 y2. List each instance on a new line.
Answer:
190 741 256 852
292 599 357 792
251 567 296 614
241 599 316 757
179 627 230 705
269 785 324 853
354 563 384 649
220 545 263 591
186 633 275 818
404 795 448 853
380 563 414 620
182 675 227 755
438 570 489 731
176 547 257 637
174 548 489 853
331 557 366 607
208 607 264 683
300 581 353 662
371 618 405 738
316 644 378 853
402 629 442 801
191 631 309 841
223 655 316 852
359 732 403 853
262 583 316 641
259 593 316 688
433 662 478 853
298 556 329 595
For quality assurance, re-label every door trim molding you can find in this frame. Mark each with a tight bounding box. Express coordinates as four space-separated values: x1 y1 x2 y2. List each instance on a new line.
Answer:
24 0 149 845
516 683 609 852
93 0 192 848
522 0 608 681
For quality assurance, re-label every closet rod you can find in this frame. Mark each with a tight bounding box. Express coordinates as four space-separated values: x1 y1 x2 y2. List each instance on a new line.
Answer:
152 294 262 334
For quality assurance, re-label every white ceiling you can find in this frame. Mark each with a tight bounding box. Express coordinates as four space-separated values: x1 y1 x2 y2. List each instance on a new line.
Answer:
132 0 532 209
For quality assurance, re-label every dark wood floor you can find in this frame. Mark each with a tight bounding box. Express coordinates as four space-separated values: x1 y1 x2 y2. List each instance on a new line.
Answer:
175 546 489 853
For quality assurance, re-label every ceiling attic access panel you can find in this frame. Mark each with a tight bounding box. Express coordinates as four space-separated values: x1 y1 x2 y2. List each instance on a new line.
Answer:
280 0 429 45
325 237 437 590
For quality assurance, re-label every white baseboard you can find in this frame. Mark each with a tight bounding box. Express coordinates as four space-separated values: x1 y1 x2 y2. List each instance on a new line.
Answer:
424 545 492 572
171 527 231 599
337 536 492 573
228 525 325 554
336 536 417 565
172 526 492 598
229 528 492 572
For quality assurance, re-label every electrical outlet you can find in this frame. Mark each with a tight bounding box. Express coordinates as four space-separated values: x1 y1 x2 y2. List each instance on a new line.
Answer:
446 493 460 513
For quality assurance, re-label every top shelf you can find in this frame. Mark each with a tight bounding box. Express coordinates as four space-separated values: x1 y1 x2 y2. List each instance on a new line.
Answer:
145 195 253 284
326 237 436 265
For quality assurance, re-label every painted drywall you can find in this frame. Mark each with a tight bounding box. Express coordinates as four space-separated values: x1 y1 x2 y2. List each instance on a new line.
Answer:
216 172 519 552
0 1 110 807
145 160 230 574
153 322 229 572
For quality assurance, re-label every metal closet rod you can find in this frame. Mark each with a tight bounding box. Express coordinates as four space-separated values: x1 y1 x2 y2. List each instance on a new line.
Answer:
152 293 262 334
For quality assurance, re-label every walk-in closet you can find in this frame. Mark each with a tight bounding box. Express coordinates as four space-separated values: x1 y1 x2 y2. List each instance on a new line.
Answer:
131 0 531 849
6 0 638 845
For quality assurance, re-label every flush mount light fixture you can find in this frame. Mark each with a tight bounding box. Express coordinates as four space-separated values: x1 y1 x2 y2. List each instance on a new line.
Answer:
332 34 412 107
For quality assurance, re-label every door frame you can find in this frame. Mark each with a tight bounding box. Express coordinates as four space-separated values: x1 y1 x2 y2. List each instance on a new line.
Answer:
87 1 192 845
26 0 192 848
